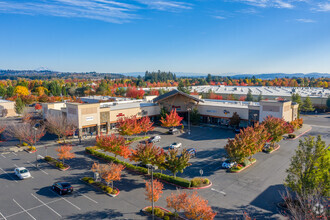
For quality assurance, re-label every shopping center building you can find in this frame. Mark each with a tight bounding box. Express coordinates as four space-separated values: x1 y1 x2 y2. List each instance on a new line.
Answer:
0 99 16 117
42 90 298 137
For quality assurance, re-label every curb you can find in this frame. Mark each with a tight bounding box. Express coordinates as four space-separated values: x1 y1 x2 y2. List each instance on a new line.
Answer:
292 127 312 140
25 149 37 154
44 159 70 171
142 206 188 220
85 151 212 190
230 160 256 173
80 178 120 197
263 145 280 154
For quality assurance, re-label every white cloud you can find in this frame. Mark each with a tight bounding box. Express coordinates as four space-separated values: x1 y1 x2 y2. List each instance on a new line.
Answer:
0 0 192 23
316 2 330 11
295 18 316 22
213 15 226 19
233 0 294 8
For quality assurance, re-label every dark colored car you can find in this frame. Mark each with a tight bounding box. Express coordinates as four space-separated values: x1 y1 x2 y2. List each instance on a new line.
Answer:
234 127 241 134
187 148 197 157
52 182 73 195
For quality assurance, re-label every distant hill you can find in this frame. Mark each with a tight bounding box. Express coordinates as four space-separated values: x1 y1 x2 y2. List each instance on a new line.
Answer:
230 73 330 79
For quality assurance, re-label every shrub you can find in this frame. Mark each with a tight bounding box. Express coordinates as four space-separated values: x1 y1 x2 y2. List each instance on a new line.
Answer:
154 208 165 218
191 177 203 187
85 147 191 188
44 156 52 162
203 178 210 185
22 142 28 146
288 134 296 139
243 158 251 167
28 146 36 151
145 207 152 213
112 189 118 195
104 186 113 194
56 162 64 169
163 216 170 220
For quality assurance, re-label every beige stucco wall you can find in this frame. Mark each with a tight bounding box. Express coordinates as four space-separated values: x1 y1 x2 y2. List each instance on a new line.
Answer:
0 101 16 117
197 104 249 120
76 103 100 128
109 105 160 123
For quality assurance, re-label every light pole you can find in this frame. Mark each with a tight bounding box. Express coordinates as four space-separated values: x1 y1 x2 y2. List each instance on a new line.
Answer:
146 164 158 220
33 127 38 167
187 107 191 135
253 113 258 125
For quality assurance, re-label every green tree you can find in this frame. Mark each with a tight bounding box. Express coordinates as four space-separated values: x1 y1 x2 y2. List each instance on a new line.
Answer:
285 135 330 198
164 149 191 178
6 86 14 97
0 86 6 97
160 107 168 120
301 96 315 112
177 80 190 94
326 95 330 109
190 108 200 125
291 93 303 114
14 97 25 114
206 74 212 83
246 90 253 101
257 92 263 101
229 112 240 127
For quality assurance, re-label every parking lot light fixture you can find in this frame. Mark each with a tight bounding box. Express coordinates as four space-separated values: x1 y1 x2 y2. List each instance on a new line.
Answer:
187 107 191 135
146 164 158 220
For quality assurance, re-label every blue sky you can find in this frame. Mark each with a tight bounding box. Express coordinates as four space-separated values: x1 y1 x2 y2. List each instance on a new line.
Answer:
0 0 330 75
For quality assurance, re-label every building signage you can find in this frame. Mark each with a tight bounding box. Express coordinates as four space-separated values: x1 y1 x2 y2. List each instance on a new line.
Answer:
206 110 216 113
86 116 94 121
116 113 125 117
223 110 230 115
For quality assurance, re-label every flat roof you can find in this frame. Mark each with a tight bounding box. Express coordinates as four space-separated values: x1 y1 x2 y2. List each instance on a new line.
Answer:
200 99 259 109
0 99 13 103
109 102 157 111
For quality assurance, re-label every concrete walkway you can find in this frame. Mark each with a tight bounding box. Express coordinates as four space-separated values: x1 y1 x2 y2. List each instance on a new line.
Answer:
283 124 312 140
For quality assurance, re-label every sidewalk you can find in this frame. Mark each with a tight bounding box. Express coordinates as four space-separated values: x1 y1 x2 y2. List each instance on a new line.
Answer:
283 124 312 140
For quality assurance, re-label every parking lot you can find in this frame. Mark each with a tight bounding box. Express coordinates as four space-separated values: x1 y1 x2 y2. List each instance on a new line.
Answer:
1 114 329 219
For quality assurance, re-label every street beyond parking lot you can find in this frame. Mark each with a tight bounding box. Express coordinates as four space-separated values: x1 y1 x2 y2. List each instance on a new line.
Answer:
0 114 329 219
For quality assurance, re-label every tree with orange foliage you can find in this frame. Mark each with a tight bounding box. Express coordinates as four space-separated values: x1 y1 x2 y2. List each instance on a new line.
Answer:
129 142 165 168
160 109 183 128
96 134 131 158
166 191 188 215
145 179 163 203
34 103 42 110
184 191 217 220
101 163 125 188
262 116 291 145
139 116 154 136
56 145 75 165
117 116 141 137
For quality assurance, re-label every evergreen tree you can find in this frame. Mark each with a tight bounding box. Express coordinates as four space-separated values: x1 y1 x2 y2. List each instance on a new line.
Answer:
6 86 14 97
285 135 330 199
190 108 200 125
246 90 253 101
301 96 315 112
291 93 303 113
206 74 212 83
326 95 330 109
15 97 25 114
257 92 263 101
177 80 190 94
0 86 6 97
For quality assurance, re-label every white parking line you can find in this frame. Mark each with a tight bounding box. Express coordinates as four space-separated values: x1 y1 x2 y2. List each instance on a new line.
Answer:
1 154 5 158
12 152 17 156
31 194 62 218
0 211 7 220
26 161 48 175
79 193 98 204
12 199 36 220
211 188 226 196
49 189 81 210
0 167 18 183
13 164 18 168
4 198 62 219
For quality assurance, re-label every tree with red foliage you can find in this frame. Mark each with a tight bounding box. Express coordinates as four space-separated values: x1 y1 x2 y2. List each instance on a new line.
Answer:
0 124 6 141
253 122 271 152
34 103 42 110
129 142 165 168
126 87 145 99
184 191 217 220
149 89 159 96
117 116 141 137
56 145 75 165
96 134 131 158
22 124 45 147
160 109 183 128
239 96 246 101
145 179 163 203
262 116 291 145
139 117 154 136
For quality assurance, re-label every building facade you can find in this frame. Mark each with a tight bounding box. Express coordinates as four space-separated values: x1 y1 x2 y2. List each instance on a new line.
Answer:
42 90 298 137
0 99 16 117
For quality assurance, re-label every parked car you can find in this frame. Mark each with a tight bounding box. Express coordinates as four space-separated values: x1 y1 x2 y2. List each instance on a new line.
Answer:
169 128 179 134
52 182 73 195
148 136 161 143
186 148 197 157
222 159 236 169
169 142 182 149
14 167 31 180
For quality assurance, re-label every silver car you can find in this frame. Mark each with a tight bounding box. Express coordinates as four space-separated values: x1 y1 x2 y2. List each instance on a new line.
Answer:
14 167 31 179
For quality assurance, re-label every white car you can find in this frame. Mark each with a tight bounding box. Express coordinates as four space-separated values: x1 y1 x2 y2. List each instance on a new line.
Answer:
221 160 236 169
169 142 182 149
14 167 31 179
